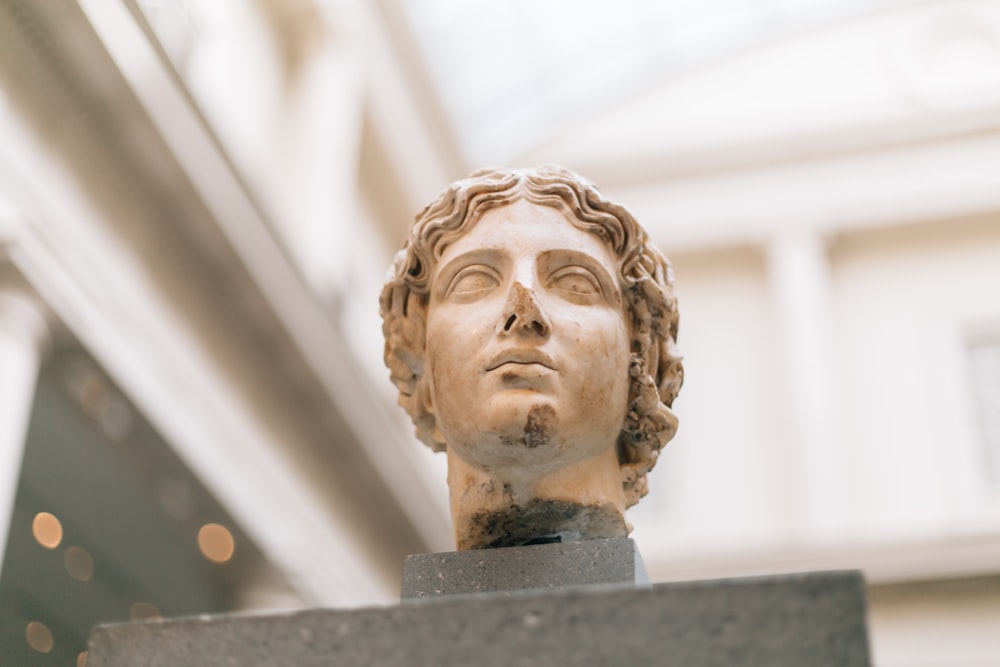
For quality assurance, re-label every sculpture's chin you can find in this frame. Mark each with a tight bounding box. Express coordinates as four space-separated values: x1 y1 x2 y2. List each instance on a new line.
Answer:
444 401 620 473
457 499 628 551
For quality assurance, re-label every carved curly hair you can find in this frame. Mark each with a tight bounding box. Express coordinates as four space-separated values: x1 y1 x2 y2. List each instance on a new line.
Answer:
379 165 683 508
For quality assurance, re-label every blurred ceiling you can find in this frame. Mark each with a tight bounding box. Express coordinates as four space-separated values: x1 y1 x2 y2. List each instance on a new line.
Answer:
392 0 912 165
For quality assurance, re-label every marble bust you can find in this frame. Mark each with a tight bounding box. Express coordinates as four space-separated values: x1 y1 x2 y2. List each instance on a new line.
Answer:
380 165 683 550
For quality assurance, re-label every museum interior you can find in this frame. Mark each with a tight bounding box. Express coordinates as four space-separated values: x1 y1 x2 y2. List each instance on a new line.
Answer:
1 0 999 664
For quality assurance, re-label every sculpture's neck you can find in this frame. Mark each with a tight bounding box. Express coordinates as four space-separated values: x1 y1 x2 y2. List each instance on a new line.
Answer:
446 446 628 550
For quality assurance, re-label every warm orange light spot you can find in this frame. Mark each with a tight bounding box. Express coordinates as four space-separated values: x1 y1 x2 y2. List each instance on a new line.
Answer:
64 546 95 582
77 650 88 667
197 523 234 563
129 601 161 621
25 621 54 653
32 512 63 549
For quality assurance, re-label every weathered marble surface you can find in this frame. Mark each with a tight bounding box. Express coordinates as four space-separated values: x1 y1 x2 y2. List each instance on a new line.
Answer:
88 571 871 667
380 166 683 549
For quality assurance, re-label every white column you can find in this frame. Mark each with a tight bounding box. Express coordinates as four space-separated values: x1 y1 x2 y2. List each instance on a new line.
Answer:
0 287 48 575
766 232 846 540
276 39 364 300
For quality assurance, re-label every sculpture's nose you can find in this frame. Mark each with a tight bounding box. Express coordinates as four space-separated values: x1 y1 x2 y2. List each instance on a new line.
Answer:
497 282 550 337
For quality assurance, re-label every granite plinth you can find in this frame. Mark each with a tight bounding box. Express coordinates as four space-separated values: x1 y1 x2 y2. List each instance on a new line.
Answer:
402 536 648 599
87 571 871 667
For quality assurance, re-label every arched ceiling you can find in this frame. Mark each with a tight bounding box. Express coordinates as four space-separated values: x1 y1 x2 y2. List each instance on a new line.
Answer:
394 0 927 166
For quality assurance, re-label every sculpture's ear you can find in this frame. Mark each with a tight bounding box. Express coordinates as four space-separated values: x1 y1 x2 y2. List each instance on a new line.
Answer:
418 379 434 417
417 380 447 449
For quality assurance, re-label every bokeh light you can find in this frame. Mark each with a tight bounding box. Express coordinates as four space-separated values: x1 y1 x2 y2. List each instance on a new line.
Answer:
25 621 54 653
64 546 95 582
32 512 63 549
197 523 235 563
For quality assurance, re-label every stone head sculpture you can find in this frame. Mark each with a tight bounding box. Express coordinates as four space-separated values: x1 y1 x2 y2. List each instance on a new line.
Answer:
380 165 682 550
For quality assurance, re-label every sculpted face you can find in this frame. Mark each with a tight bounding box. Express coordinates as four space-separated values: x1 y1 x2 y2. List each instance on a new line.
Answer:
381 165 683 549
424 200 631 474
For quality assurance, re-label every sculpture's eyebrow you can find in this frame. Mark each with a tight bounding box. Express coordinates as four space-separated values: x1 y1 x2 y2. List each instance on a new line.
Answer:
431 248 505 298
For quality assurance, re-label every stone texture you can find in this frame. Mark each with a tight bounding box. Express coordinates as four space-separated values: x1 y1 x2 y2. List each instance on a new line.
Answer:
88 571 871 667
401 536 649 599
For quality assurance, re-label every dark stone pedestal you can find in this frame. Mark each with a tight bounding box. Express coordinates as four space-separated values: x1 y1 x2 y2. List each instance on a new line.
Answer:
87 570 871 667
402 537 649 599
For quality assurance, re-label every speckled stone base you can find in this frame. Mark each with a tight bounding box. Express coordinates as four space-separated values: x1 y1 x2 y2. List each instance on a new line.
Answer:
87 571 871 667
401 536 649 599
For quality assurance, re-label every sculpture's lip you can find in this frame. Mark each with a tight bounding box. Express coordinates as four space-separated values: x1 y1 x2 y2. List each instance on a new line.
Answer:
486 349 556 371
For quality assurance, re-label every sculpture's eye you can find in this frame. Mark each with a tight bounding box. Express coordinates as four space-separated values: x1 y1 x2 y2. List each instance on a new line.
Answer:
550 267 601 297
448 267 500 296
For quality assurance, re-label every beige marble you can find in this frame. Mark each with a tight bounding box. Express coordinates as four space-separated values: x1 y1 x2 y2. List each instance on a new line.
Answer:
381 166 683 550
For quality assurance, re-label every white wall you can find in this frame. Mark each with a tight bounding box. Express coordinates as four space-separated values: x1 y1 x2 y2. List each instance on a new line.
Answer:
869 576 1000 667
832 215 1000 536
